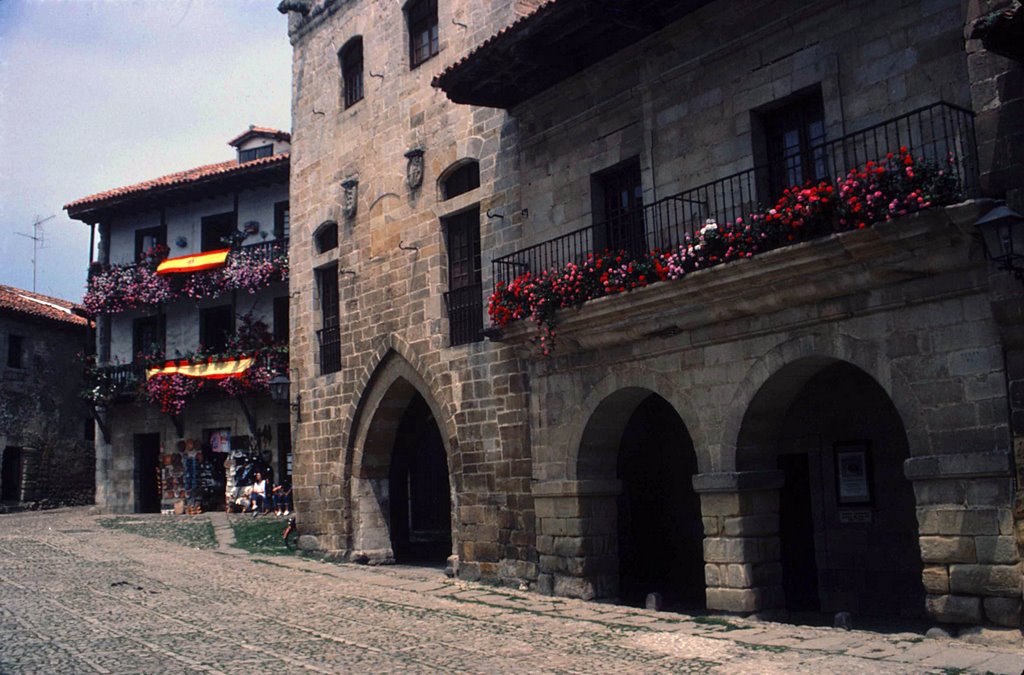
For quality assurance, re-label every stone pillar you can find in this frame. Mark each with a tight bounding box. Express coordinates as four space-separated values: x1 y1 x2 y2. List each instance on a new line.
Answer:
533 479 619 600
905 451 1021 626
693 471 784 614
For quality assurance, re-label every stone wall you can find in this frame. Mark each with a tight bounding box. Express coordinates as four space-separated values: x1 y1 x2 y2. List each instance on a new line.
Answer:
286 0 540 582
287 0 1023 624
520 203 1021 626
0 314 92 507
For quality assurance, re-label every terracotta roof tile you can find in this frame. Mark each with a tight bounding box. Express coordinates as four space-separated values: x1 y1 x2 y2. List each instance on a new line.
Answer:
64 152 289 213
0 284 89 327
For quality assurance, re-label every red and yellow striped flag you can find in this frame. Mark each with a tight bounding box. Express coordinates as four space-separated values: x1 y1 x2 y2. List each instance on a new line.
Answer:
156 249 230 275
146 356 254 381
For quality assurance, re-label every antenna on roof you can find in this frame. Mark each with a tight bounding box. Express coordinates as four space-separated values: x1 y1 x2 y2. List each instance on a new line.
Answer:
15 214 55 292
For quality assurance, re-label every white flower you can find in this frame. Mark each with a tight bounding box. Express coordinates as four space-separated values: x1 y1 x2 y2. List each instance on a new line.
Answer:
700 218 718 235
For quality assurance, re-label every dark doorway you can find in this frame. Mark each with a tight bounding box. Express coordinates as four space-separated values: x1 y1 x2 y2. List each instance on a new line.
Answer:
388 393 451 564
594 160 645 256
778 452 820 612
617 394 704 610
135 433 162 513
1 446 23 502
201 212 236 251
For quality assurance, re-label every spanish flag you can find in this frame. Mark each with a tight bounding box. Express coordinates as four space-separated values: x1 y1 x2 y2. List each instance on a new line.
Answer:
146 356 254 381
156 249 231 275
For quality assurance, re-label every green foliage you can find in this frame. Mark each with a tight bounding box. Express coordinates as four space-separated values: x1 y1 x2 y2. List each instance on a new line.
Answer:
229 515 295 556
99 516 217 549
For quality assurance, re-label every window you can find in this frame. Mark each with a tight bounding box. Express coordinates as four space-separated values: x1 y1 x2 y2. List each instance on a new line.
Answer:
443 207 483 346
759 90 826 197
134 226 166 261
441 161 480 200
7 335 24 369
273 295 290 343
317 263 341 374
314 220 338 253
239 144 273 163
407 0 438 68
201 213 236 251
593 160 644 256
132 316 165 361
274 201 290 240
199 305 234 354
340 37 364 108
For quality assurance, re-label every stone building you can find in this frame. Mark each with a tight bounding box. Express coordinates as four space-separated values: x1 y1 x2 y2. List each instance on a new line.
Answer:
283 0 1023 626
65 128 293 514
0 284 93 509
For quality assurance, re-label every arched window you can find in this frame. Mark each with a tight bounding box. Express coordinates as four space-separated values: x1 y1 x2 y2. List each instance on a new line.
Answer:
407 0 438 68
339 37 364 108
440 160 480 200
314 220 338 253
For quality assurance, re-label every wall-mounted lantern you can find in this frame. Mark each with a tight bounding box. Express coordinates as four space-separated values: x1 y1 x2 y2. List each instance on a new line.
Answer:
976 202 1024 280
269 374 301 423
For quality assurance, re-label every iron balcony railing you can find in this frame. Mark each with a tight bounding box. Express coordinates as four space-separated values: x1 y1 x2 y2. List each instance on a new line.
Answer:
91 236 289 276
317 325 342 375
239 237 289 262
95 362 145 393
93 349 287 394
444 283 484 346
491 102 978 289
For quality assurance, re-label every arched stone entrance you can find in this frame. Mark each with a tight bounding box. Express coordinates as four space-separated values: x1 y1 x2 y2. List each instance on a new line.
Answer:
736 358 924 619
348 355 455 567
577 388 705 610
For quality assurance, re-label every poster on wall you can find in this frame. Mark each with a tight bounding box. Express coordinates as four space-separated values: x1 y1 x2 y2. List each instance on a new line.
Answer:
835 442 872 505
209 429 231 454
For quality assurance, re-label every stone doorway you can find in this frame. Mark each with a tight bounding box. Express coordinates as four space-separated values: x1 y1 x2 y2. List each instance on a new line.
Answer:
578 389 704 610
388 393 452 564
349 362 454 567
738 359 924 619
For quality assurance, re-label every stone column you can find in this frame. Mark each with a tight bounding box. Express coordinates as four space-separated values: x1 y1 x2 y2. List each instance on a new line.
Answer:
533 479 619 600
905 451 1021 626
693 471 784 614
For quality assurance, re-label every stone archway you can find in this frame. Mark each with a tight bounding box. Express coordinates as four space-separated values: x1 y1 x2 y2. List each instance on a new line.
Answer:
735 358 924 619
576 388 705 610
347 353 455 566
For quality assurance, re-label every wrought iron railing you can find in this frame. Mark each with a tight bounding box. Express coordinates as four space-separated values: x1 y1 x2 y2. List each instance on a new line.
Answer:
317 325 342 375
444 284 484 346
95 363 145 392
240 237 289 262
491 102 978 288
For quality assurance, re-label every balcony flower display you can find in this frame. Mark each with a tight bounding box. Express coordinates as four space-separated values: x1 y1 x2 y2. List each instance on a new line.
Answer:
488 150 963 355
84 256 174 314
87 314 288 414
83 241 288 314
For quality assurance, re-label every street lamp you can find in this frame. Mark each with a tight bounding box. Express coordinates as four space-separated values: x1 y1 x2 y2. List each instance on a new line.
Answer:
269 374 301 423
976 202 1024 280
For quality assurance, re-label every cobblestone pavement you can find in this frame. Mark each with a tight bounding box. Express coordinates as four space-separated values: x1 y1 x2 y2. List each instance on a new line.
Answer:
2 508 1023 674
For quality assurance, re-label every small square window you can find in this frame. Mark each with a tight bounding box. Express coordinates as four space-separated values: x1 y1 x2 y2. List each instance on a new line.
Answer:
408 0 438 68
239 144 273 163
340 37 364 108
274 201 290 240
7 335 24 369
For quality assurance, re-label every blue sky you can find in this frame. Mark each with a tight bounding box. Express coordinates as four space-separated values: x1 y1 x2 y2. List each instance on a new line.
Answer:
0 0 293 301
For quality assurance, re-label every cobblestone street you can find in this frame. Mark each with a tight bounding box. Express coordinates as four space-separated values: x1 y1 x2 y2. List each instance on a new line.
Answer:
1 508 1022 674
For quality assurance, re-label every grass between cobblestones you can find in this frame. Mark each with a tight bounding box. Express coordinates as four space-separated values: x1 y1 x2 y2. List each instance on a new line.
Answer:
229 515 294 556
99 516 217 549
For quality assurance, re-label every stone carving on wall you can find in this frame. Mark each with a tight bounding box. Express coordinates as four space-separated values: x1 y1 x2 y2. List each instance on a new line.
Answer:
341 179 358 220
405 149 425 190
